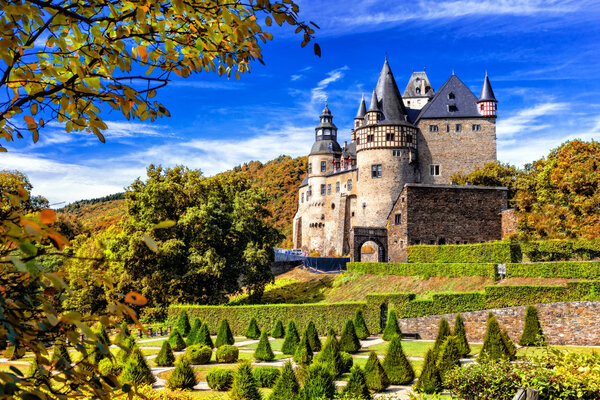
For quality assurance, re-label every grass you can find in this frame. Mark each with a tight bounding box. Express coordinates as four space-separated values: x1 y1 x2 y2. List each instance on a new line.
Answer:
362 340 482 358
236 338 284 351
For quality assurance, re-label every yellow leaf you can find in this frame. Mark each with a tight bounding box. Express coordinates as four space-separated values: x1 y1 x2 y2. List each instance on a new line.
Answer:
137 46 148 61
24 116 35 125
152 220 176 229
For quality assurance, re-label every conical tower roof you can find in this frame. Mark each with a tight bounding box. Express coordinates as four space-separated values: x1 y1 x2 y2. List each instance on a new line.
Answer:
479 74 497 102
355 95 367 118
367 90 380 112
374 59 409 123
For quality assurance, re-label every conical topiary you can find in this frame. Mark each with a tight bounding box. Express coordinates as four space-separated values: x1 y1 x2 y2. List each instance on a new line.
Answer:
382 335 414 385
382 309 402 341
245 317 261 340
478 313 510 362
342 366 372 400
166 356 196 389
340 319 361 354
436 336 461 380
169 328 187 351
215 319 235 348
155 340 175 367
230 362 262 400
453 314 470 357
115 321 131 342
432 318 451 356
281 320 300 355
300 363 335 400
271 320 285 339
175 310 191 337
519 305 545 347
364 351 390 392
501 329 517 361
254 329 275 362
268 361 299 400
116 335 137 363
293 329 313 365
315 332 343 377
414 349 441 394
306 321 321 352
95 323 111 347
353 309 370 340
196 322 214 349
186 317 202 345
120 348 156 385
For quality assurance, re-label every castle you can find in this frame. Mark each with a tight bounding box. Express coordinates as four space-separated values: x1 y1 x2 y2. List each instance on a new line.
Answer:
292 59 515 262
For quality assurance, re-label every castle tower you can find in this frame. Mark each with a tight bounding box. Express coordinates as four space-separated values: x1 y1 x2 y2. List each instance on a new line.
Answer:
352 95 367 139
477 74 497 117
403 71 435 110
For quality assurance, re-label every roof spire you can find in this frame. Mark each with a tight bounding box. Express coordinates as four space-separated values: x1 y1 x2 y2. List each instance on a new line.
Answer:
373 58 408 122
367 90 380 112
479 73 497 102
355 94 367 118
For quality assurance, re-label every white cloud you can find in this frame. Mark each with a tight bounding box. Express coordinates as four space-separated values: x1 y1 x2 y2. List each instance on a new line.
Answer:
309 66 350 111
496 102 569 138
291 74 302 81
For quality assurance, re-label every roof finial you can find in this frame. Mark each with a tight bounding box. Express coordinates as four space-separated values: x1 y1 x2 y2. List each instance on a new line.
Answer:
385 52 388 61
485 69 488 77
452 68 455 76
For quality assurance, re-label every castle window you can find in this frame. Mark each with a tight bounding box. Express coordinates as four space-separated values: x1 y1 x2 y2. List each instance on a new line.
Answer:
320 184 326 195
386 133 395 141
308 186 312 197
347 179 353 191
472 124 481 131
406 134 413 143
301 193 304 203
367 134 374 142
331 203 335 210
308 163 312 174
401 197 405 202
324 129 330 135
448 92 455 100
430 164 440 176
416 88 421 94
371 164 382 178
446 124 450 132
428 125 438 132
336 182 340 193
356 138 360 145
407 101 411 106
448 105 458 112
321 161 326 172
455 123 462 132
392 150 401 156
327 184 331 195
394 213 402 225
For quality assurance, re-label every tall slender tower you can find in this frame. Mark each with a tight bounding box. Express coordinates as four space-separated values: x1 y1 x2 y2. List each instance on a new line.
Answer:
477 74 497 117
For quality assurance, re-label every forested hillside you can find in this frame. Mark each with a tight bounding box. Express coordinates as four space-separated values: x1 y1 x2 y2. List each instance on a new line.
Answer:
57 193 127 234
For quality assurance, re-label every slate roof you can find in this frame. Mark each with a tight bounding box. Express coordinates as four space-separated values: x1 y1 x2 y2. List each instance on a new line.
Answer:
373 59 410 124
310 140 342 155
299 173 308 188
367 90 380 112
355 96 367 119
403 71 435 98
342 142 356 159
416 75 482 121
479 75 497 102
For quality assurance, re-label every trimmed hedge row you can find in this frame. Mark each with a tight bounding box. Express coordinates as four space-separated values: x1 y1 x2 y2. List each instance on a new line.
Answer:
407 242 522 263
348 262 497 278
506 261 600 279
522 239 600 262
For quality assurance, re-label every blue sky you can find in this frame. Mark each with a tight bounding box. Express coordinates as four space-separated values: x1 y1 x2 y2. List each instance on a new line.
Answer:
2 0 600 205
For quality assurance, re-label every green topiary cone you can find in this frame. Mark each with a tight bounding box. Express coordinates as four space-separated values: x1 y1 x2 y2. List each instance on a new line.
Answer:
293 329 313 365
174 310 191 337
432 318 451 357
478 313 510 362
281 320 300 355
453 314 471 357
519 305 545 347
169 328 187 351
383 335 414 385
215 319 235 348
342 366 372 400
245 317 261 340
436 336 461 380
155 340 175 367
271 320 285 339
364 351 390 392
306 320 321 352
120 348 156 386
268 361 299 400
414 349 441 394
231 362 262 400
115 321 131 343
196 322 214 348
501 328 517 361
254 329 275 361
300 363 335 400
186 317 202 346
315 332 343 377
340 319 361 354
166 356 196 389
382 309 402 341
353 309 370 340
116 335 137 363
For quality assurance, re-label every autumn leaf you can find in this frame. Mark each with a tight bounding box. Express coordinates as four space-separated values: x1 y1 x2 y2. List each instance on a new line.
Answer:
39 209 55 224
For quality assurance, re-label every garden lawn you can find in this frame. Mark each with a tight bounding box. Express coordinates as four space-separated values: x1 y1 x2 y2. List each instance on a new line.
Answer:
236 338 284 351
363 340 483 358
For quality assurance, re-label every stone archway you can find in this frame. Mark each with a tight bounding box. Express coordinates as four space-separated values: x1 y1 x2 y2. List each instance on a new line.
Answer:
351 227 388 262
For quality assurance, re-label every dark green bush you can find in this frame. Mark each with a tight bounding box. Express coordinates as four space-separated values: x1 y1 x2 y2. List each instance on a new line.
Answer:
519 305 545 346
501 329 517 361
155 340 175 367
478 313 511 362
231 362 261 400
407 242 521 263
453 314 470 357
300 363 335 400
281 320 300 355
436 336 461 380
293 329 313 365
245 317 261 340
268 361 299 400
414 349 441 394
432 318 451 356
206 368 234 391
215 319 234 348
175 310 191 337
254 329 275 361
342 366 372 400
316 332 343 377
271 320 285 338
339 319 361 354
120 348 156 386
340 351 353 374
186 317 202 346
184 344 212 364
364 351 390 392
196 322 214 349
166 357 196 389
306 320 321 352
353 308 370 340
383 335 414 385
116 336 137 363
382 309 401 341
168 328 187 351
216 344 239 363
98 358 123 377
252 366 280 388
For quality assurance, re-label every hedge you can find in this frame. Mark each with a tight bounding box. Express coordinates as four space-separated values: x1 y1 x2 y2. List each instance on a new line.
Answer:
506 261 600 279
349 262 497 278
407 242 522 263
521 239 600 262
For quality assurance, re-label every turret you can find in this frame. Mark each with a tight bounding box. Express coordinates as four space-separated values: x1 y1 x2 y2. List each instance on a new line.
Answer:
308 103 342 178
477 73 497 117
354 95 366 129
365 90 381 124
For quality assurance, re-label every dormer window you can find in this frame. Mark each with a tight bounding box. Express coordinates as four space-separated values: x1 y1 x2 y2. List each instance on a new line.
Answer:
416 88 421 94
328 142 333 150
448 92 455 100
448 105 458 112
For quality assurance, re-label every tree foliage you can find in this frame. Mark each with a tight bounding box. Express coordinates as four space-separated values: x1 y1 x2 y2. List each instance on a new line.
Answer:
478 313 513 362
300 363 335 400
382 309 401 341
519 305 545 346
306 320 321 352
432 318 451 356
383 335 414 385
281 320 300 355
339 319 361 354
216 318 235 348
414 349 441 394
453 314 471 357
364 351 390 392
268 361 299 400
166 357 196 390
293 329 313 365
155 340 175 367
315 332 343 378
254 329 275 362
271 319 285 338
231 362 262 400
342 366 372 400
246 317 261 339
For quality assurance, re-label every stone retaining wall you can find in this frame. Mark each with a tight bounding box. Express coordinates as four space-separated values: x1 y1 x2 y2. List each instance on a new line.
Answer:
398 301 600 346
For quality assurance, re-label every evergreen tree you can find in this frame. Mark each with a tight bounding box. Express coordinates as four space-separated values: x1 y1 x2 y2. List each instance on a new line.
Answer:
315 332 343 377
453 314 471 357
339 319 361 354
245 317 261 340
254 329 275 362
478 313 510 362
382 335 414 385
175 310 191 337
519 305 545 347
186 317 202 346
281 320 300 355
342 366 372 400
115 321 131 342
231 362 262 400
120 348 156 386
364 351 390 392
293 329 313 365
166 357 196 389
196 322 214 349
155 340 175 367
436 336 461 381
328 327 337 338
414 349 441 394
271 320 285 339
116 336 137 363
215 319 235 348
95 323 111 347
51 339 72 365
169 328 187 351
382 309 402 341
353 309 370 340
268 361 299 400
432 318 451 356
501 329 517 361
306 320 321 352
300 363 335 400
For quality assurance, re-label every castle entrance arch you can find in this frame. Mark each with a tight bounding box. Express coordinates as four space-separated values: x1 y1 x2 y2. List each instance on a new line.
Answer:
351 227 388 262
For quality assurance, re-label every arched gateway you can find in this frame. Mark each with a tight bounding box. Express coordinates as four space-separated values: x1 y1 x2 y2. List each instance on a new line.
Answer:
351 227 388 262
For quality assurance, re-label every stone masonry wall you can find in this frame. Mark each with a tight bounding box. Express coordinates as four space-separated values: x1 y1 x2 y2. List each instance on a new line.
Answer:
501 208 518 239
398 301 600 346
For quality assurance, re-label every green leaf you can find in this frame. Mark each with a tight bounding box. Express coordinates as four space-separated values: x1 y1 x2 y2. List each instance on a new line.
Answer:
152 220 176 229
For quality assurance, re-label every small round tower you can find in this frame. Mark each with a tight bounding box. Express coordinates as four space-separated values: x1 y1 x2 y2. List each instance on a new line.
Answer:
477 73 497 117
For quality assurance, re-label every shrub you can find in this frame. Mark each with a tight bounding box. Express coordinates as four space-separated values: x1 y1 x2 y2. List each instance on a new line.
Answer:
175 310 191 337
215 319 235 348
316 332 343 377
115 321 131 342
443 360 519 400
168 328 187 351
155 341 175 367
186 317 202 346
116 336 137 363
206 368 234 391
51 339 72 365
383 335 414 385
306 320 321 352
98 358 123 377
432 318 451 356
519 305 545 346
268 361 300 400
414 349 441 394
342 366 372 400
252 366 280 388
453 314 470 357
281 320 300 355
120 348 156 386
501 329 517 361
353 309 370 340
231 362 261 400
407 241 521 263
166 357 196 390
254 329 275 361
216 344 239 363
300 363 335 400
271 320 285 338
196 322 214 349
436 336 461 381
348 261 497 278
245 317 261 340
340 351 353 373
94 323 111 347
293 329 313 365
339 319 361 354
184 344 212 365
364 351 390 392
382 309 401 341
478 313 511 362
